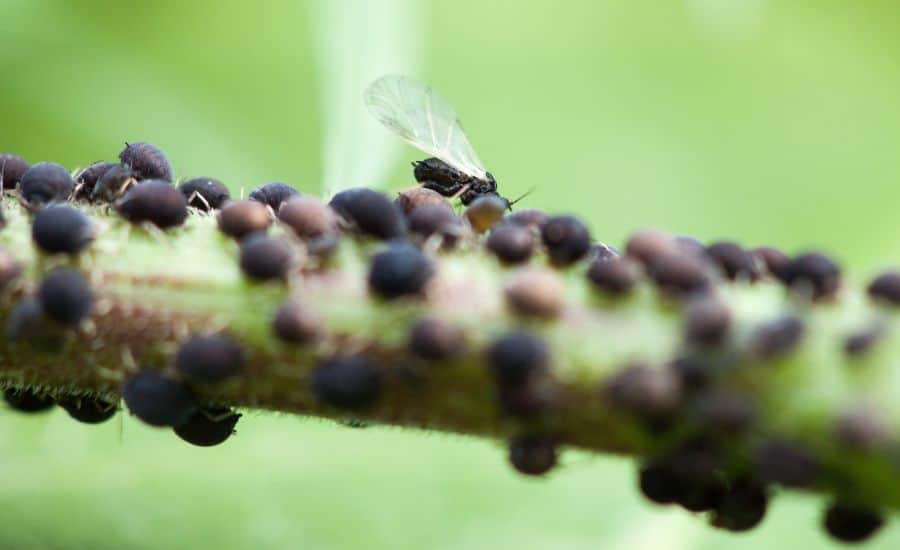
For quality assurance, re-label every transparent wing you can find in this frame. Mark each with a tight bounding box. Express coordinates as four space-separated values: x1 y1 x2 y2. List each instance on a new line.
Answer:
364 75 488 180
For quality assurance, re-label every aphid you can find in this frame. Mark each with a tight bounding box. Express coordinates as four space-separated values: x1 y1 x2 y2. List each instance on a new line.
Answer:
217 200 271 240
330 188 406 240
0 153 29 190
5 298 63 351
19 162 74 204
603 363 682 418
175 334 245 382
586 257 640 296
408 317 464 361
367 242 433 299
174 407 241 447
464 195 507 233
310 355 383 410
668 357 712 393
755 440 818 488
648 252 710 296
116 180 189 229
540 215 591 267
867 270 900 306
248 182 300 211
59 396 117 424
508 435 558 476
31 204 95 255
277 197 338 241
74 161 118 200
239 234 293 281
486 223 534 265
122 370 196 427
752 315 805 359
119 141 173 181
844 324 884 356
777 251 841 299
625 229 673 266
486 332 549 387
272 301 323 344
691 391 755 434
823 502 884 543
503 267 564 319
364 75 504 206
836 406 888 451
709 478 768 532
638 462 682 505
3 388 54 413
91 164 138 202
496 380 557 419
706 241 758 281
37 268 94 325
395 187 449 215
683 297 731 347
407 203 462 248
753 246 788 278
179 177 230 211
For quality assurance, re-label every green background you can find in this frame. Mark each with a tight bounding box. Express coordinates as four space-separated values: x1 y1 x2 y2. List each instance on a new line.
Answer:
2 0 900 548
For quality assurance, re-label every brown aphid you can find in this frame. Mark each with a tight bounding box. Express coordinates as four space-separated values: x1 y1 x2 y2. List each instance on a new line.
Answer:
540 215 591 267
217 200 271 240
277 197 338 241
684 297 731 347
674 235 707 258
0 153 29 190
116 180 188 229
504 267 564 319
119 141 173 181
706 241 758 281
603 363 682 418
485 223 534 265
625 229 673 266
395 187 449 215
407 203 463 248
239 234 293 281
504 208 549 230
408 317 465 361
648 252 710 296
777 251 841 299
272 301 322 344
464 195 507 233
867 270 900 306
0 246 22 290
586 257 640 296
836 406 889 451
752 315 804 359
508 435 558 476
753 246 788 278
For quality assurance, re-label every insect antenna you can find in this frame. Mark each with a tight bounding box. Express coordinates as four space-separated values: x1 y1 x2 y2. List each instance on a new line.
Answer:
506 187 536 210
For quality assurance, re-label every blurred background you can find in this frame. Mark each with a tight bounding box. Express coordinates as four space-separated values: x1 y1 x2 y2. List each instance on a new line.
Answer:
2 0 900 548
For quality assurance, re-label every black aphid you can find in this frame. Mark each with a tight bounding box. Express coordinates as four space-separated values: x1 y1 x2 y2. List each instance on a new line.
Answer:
239 234 293 281
540 215 591 267
625 230 672 267
755 440 818 488
5 298 62 350
638 462 682 505
496 380 557 419
248 182 300 210
504 268 564 319
174 407 241 447
753 246 788 278
648 252 710 296
330 188 406 240
709 478 768 532
603 363 682 418
408 317 464 361
669 357 712 393
586 257 640 296
74 161 117 200
119 141 173 181
508 435 558 476
179 177 230 211
0 153 29 190
272 301 322 344
31 204 94 255
486 332 549 387
19 162 73 204
3 388 54 413
217 199 271 240
504 208 549 230
684 297 731 347
367 242 433 299
277 197 338 240
175 334 245 382
777 251 841 299
395 187 449 215
91 164 137 202
122 370 195 427
116 180 188 228
59 396 117 424
823 502 884 543
310 355 383 410
844 324 884 357
37 268 93 325
705 241 758 281
752 315 805 359
0 246 22 289
464 195 508 234
867 270 900 306
486 223 534 265
407 203 462 248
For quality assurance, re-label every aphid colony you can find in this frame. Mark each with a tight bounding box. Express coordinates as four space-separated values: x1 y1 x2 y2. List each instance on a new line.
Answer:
1 139 899 544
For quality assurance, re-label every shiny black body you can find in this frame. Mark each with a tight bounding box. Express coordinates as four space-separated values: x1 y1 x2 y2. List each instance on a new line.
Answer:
412 157 501 206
